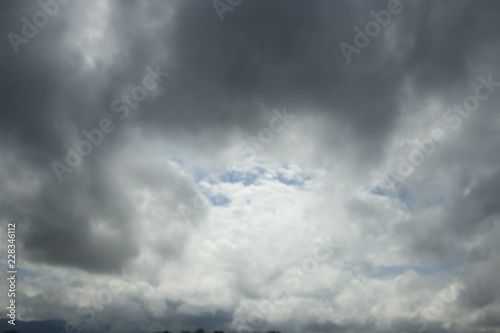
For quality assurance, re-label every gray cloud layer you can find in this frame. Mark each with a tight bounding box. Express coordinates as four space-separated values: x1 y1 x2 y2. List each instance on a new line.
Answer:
1 0 500 332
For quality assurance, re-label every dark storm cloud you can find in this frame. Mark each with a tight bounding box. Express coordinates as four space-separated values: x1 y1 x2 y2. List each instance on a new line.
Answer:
0 0 192 273
124 0 500 167
0 1 76 158
0 32 135 273
2 0 495 168
0 146 138 272
84 0 411 162
158 0 404 161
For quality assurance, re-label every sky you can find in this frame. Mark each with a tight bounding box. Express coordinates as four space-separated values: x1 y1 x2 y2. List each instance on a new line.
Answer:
1 0 500 333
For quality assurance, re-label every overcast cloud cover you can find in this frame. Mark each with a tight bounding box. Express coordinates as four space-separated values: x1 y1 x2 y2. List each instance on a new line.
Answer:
1 0 500 333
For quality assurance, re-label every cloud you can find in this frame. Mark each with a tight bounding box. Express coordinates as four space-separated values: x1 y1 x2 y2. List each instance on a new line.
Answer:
1 0 500 332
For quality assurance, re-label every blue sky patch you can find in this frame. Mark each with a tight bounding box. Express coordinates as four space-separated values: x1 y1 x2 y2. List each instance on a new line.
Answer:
219 167 266 186
199 187 231 207
370 186 390 196
274 171 311 186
